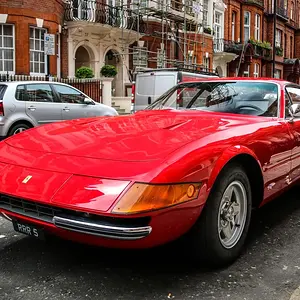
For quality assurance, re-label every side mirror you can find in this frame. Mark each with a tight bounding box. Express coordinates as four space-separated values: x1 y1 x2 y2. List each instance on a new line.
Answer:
84 98 93 105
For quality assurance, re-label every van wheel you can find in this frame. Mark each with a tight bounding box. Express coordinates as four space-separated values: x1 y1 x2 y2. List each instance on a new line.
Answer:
8 123 31 136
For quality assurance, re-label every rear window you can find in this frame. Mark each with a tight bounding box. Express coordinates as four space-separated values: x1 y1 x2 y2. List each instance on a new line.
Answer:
0 85 7 100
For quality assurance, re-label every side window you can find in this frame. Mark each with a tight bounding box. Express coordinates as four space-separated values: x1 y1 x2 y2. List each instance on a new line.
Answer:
286 86 300 104
15 85 26 101
285 90 293 117
26 84 54 102
53 84 85 104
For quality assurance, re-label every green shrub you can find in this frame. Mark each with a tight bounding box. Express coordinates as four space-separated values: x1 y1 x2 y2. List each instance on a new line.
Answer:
100 65 118 77
75 66 94 78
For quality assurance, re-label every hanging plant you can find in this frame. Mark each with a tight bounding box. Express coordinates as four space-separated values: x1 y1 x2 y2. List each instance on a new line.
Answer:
100 65 118 77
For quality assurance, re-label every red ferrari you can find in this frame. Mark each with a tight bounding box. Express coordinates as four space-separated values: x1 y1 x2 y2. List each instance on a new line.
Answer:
0 77 299 267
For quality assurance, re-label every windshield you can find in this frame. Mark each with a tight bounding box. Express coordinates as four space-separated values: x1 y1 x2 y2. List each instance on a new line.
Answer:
146 81 279 117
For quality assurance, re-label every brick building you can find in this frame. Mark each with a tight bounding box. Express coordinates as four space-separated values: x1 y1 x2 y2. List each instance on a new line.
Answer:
0 0 64 77
213 0 300 81
2 0 299 95
0 0 221 97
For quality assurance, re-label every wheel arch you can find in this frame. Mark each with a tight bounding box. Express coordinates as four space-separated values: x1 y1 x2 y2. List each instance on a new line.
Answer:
7 119 34 136
207 146 264 209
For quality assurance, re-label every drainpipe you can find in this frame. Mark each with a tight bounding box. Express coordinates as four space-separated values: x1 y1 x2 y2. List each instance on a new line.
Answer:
272 0 277 77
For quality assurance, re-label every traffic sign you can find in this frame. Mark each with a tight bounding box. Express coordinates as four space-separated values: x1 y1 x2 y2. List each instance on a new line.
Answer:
44 33 55 56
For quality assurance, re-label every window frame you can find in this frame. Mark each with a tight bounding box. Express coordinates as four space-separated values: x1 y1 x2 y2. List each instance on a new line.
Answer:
244 11 251 43
29 27 48 76
254 14 261 41
231 12 236 42
0 24 15 75
254 63 260 77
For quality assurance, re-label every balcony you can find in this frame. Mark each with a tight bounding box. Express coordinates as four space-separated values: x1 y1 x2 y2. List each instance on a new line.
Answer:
64 0 146 33
242 0 264 8
213 39 243 54
266 3 289 21
249 40 273 60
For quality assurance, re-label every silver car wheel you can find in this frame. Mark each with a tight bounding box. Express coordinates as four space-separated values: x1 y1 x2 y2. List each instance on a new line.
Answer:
217 180 247 249
13 127 27 134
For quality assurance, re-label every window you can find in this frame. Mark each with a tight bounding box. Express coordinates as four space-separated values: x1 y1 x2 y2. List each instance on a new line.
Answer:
147 81 279 118
286 87 300 107
30 27 47 75
132 0 147 11
254 63 260 77
275 29 282 47
214 12 223 51
291 2 294 19
290 36 293 58
203 56 210 70
254 14 261 41
0 24 14 74
274 69 281 78
202 0 209 26
15 85 26 101
157 49 166 68
26 84 54 103
53 84 86 104
133 46 148 68
244 11 250 43
232 12 236 42
243 65 250 77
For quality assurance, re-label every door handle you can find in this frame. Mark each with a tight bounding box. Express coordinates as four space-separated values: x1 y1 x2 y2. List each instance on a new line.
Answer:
63 107 70 112
27 106 36 111
148 97 151 105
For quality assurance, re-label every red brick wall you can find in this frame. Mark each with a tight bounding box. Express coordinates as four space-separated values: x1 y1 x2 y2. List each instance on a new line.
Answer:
0 0 64 76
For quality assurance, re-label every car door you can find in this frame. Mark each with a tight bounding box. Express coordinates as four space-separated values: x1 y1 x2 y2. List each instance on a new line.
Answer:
25 83 62 124
51 84 99 120
284 84 300 182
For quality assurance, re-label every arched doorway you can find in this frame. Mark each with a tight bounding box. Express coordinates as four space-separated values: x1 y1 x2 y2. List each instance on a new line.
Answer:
75 45 96 76
104 49 122 96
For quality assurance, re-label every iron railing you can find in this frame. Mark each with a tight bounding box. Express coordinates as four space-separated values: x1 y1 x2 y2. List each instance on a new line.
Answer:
213 39 243 54
277 6 288 19
0 74 103 103
243 0 264 7
64 0 146 33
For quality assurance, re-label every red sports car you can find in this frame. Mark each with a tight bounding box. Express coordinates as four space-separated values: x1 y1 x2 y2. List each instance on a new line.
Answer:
0 77 299 267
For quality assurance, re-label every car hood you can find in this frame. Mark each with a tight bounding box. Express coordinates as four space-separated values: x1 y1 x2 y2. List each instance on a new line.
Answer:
4 110 268 162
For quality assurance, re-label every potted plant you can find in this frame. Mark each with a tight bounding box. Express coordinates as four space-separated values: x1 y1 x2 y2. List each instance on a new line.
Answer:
100 65 118 77
275 46 283 56
203 26 212 34
75 66 94 78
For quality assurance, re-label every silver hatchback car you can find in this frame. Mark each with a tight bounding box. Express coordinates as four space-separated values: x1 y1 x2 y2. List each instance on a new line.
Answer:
0 81 118 138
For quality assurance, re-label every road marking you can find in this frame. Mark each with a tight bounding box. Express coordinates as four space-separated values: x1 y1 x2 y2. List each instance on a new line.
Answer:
290 286 300 300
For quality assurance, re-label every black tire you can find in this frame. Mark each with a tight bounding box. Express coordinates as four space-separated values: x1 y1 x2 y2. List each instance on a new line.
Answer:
187 163 252 268
7 123 31 137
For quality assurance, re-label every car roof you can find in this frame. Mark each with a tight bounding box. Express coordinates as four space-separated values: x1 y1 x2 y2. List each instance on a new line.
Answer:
180 77 292 86
0 81 71 86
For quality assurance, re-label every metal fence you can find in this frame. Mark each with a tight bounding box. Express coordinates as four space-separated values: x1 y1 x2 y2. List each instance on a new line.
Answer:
0 74 103 103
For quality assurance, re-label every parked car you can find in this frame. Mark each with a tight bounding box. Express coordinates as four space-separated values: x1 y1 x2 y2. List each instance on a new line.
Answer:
0 81 118 138
1 77 300 268
131 68 219 112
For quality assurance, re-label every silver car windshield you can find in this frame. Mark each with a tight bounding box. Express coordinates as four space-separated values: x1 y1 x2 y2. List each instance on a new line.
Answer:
146 81 279 117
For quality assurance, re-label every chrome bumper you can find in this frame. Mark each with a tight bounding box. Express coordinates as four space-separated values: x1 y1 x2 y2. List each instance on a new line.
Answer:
52 216 152 240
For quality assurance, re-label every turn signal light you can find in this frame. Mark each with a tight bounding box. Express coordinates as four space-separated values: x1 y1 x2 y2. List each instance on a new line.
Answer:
111 182 202 214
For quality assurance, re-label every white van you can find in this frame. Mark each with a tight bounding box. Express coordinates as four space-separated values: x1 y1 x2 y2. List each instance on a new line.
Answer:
131 68 219 112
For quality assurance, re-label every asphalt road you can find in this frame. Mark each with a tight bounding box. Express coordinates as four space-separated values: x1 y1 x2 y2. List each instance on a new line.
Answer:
1 186 300 300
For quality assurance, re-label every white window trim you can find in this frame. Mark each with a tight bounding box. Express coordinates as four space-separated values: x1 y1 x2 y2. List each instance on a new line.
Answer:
254 14 260 41
232 12 235 42
244 11 251 43
276 29 281 47
243 65 250 77
29 27 48 77
254 63 259 77
0 24 15 75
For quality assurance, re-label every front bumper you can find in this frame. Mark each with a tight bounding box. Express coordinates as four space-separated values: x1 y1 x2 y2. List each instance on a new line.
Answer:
0 194 152 240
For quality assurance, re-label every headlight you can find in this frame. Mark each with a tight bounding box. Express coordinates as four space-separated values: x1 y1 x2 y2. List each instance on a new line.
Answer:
111 182 202 214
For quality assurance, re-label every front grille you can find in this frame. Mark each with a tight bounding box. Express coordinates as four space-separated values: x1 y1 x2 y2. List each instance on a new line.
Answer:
0 194 61 223
0 194 151 227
